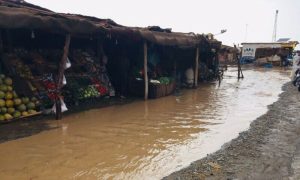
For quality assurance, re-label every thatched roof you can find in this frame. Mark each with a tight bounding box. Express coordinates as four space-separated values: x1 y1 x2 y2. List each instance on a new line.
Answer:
0 0 212 48
0 0 121 35
220 45 237 53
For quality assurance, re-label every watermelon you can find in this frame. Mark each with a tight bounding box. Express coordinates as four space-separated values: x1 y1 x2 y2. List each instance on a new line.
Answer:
0 85 7 92
13 111 21 118
7 107 15 114
27 102 35 110
7 86 13 92
5 100 14 108
0 99 5 107
12 91 18 98
1 107 7 114
17 104 26 112
22 97 30 104
4 113 13 120
4 77 13 86
22 111 29 116
5 92 13 100
28 109 37 114
0 91 5 99
13 98 22 106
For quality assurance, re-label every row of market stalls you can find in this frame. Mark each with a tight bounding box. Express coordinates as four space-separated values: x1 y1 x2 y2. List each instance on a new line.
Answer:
0 0 222 121
218 45 239 65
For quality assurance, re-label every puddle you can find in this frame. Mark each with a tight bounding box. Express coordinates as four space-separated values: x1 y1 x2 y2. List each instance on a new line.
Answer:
0 67 290 179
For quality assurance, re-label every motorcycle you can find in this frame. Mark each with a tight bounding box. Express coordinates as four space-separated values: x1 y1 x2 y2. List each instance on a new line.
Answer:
292 68 300 91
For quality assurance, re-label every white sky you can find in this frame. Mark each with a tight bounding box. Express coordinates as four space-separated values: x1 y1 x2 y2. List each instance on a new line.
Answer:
27 0 299 49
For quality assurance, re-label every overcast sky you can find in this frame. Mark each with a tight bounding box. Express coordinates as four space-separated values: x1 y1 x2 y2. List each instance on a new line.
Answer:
27 0 299 49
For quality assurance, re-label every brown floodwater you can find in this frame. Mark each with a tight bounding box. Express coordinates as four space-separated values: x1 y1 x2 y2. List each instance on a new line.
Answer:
0 67 290 180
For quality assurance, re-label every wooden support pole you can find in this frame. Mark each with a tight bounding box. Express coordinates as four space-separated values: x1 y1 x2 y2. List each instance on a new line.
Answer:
56 34 71 120
194 47 199 87
144 42 148 100
237 54 241 79
237 52 244 79
234 45 244 79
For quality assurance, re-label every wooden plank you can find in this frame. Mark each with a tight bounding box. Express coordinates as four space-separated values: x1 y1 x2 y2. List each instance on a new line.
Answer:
144 42 148 100
194 47 199 87
56 34 71 120
0 112 42 124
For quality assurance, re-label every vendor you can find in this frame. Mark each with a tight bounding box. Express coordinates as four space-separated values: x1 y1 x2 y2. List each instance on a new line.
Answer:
185 66 194 87
148 45 161 79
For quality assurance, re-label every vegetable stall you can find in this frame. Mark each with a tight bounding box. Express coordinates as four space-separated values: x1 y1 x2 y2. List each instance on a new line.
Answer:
0 0 220 121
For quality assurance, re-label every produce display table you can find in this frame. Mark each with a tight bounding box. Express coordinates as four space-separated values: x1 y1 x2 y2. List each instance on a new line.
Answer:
0 111 41 124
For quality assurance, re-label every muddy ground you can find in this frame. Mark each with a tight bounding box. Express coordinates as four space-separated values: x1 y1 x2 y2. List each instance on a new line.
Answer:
165 83 300 180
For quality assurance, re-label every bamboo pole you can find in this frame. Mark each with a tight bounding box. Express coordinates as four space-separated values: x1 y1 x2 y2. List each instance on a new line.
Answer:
56 34 71 120
144 42 148 100
194 47 199 87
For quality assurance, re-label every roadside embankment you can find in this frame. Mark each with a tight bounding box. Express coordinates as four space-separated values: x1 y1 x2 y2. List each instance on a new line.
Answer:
165 83 300 180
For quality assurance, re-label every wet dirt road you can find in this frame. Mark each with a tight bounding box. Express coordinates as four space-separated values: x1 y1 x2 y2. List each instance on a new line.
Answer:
0 67 290 179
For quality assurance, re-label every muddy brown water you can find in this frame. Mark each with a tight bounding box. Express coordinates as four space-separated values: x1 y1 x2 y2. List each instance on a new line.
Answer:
0 67 290 180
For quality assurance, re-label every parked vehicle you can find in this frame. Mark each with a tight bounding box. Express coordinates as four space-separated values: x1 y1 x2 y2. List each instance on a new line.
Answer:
292 68 300 91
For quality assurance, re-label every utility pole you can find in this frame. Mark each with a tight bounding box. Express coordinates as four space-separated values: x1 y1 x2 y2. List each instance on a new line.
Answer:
272 10 279 42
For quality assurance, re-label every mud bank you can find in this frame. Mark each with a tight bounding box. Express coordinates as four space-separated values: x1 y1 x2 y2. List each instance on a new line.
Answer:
165 83 300 180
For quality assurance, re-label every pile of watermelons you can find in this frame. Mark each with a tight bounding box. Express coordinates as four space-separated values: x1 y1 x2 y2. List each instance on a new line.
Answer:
0 74 39 121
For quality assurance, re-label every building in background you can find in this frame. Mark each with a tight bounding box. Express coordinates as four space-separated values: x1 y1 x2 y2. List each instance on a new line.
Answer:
241 40 298 65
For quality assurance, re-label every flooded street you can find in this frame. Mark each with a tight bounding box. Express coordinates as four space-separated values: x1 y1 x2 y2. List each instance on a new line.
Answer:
0 67 290 180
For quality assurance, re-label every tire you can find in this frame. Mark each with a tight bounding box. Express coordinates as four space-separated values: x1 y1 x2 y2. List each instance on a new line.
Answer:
294 76 300 87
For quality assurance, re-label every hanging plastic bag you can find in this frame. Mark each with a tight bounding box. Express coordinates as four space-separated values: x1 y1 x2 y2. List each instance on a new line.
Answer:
63 74 67 85
52 97 68 114
64 57 71 69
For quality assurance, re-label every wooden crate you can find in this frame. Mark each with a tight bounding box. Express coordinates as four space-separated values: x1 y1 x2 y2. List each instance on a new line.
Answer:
149 83 166 99
129 80 176 99
165 81 176 95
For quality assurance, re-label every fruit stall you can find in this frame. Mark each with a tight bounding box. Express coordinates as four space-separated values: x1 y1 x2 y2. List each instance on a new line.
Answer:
0 73 40 122
62 49 114 106
0 0 217 121
0 49 60 122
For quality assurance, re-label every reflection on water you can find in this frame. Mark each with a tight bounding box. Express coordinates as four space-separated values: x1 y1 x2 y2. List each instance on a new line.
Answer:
0 68 290 179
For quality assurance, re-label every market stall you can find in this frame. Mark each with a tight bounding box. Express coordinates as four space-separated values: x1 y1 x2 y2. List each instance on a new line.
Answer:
0 0 220 121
